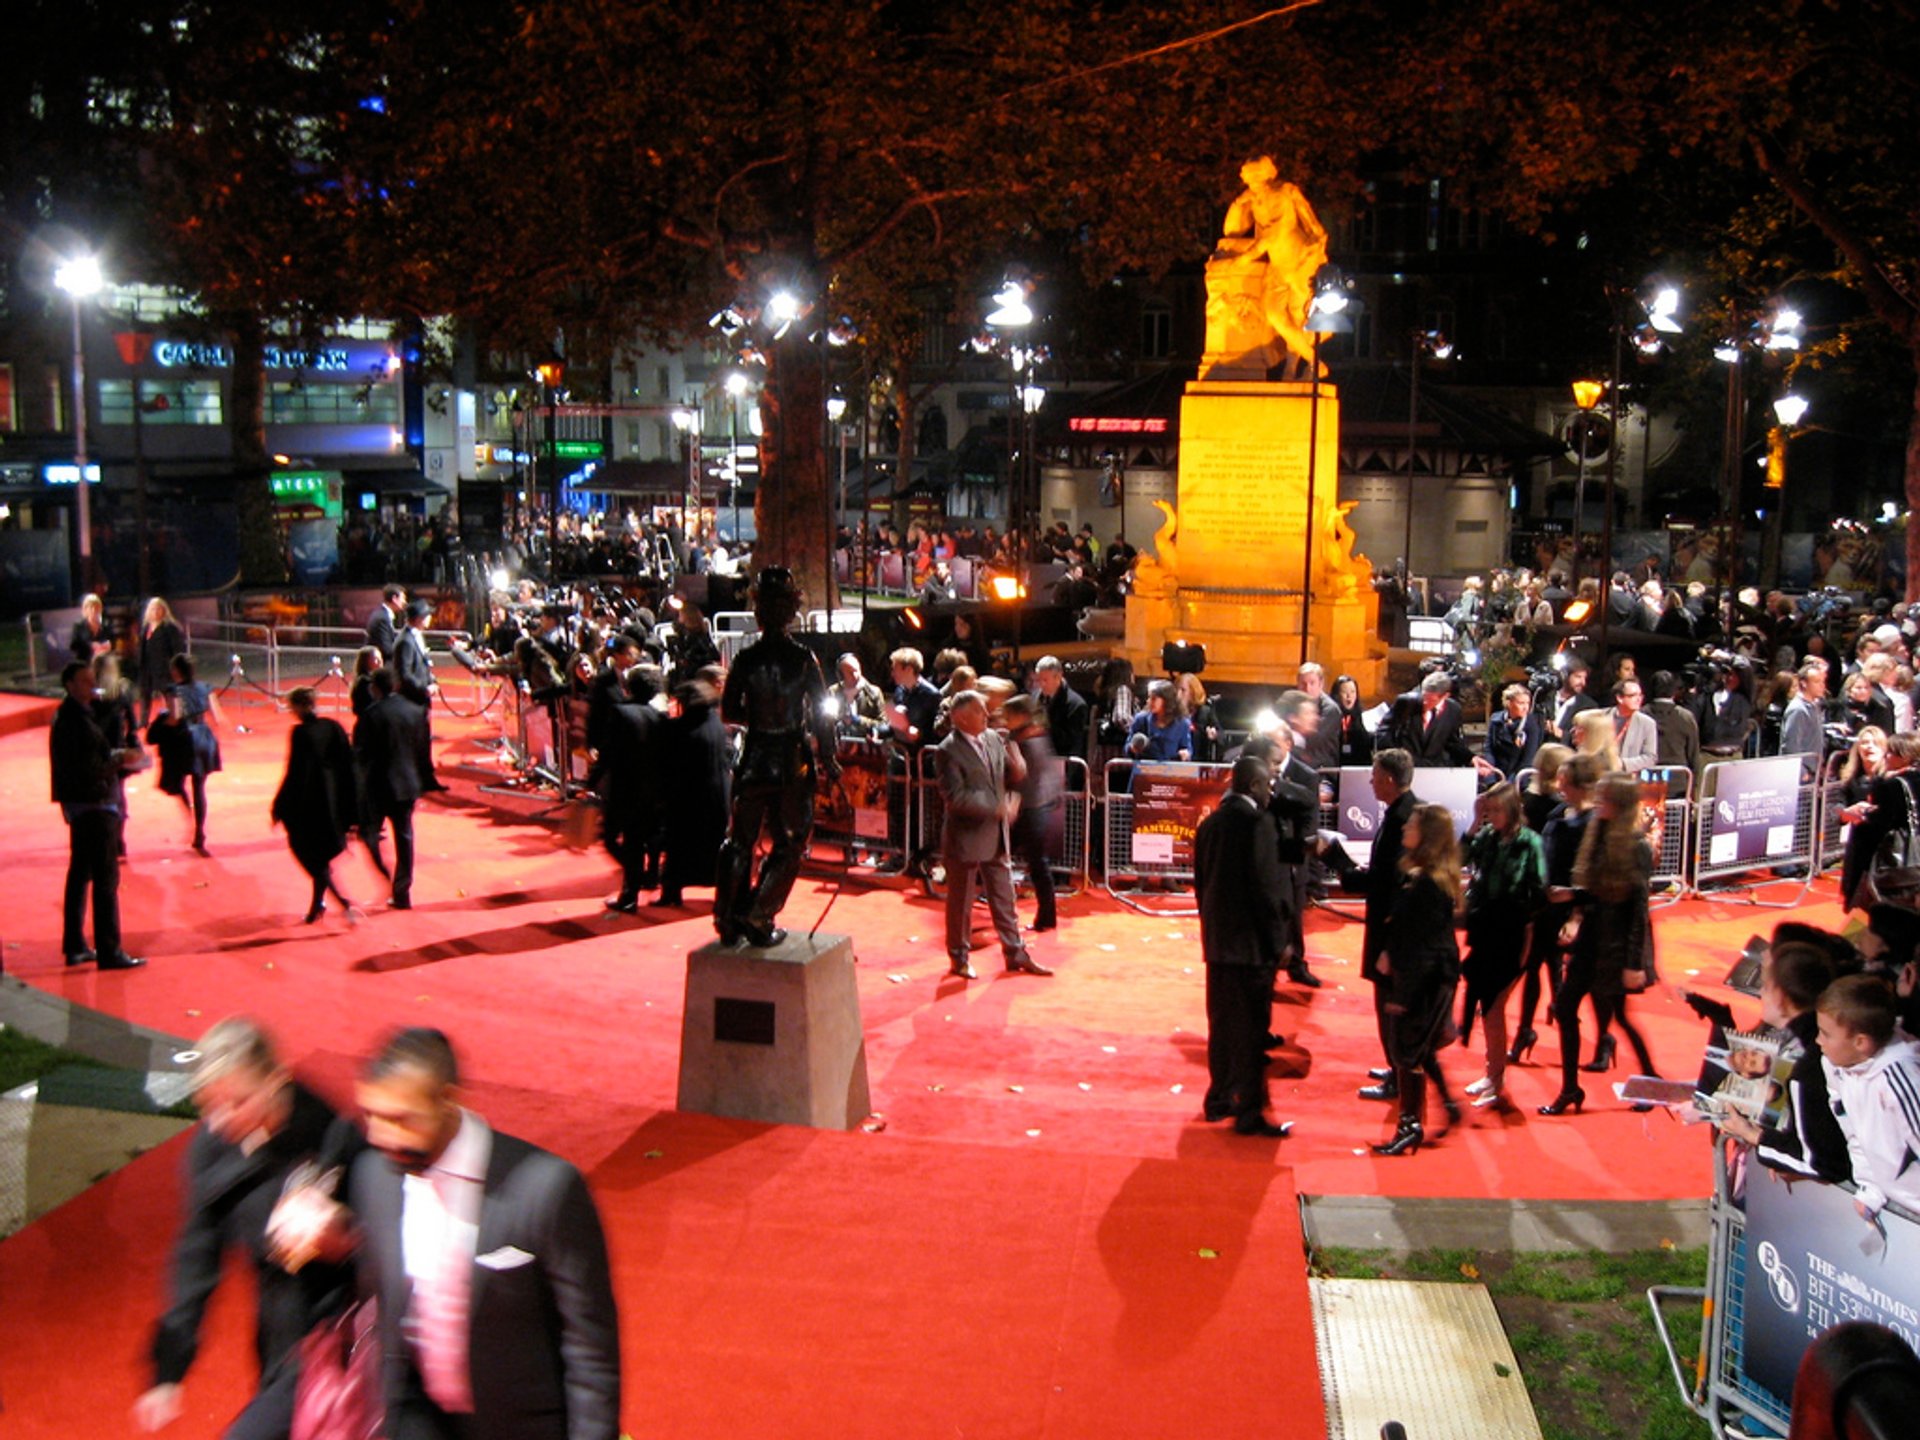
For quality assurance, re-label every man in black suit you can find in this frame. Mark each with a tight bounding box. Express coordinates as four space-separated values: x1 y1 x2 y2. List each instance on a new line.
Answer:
365 584 407 662
1548 660 1601 741
1479 683 1545 780
585 635 643 764
51 661 143 970
877 646 942 875
1270 692 1332 987
599 664 663 913
1326 747 1418 1100
393 599 447 792
1195 754 1292 1137
1033 655 1089 769
134 1018 358 1437
1388 671 1472 767
348 1028 620 1440
354 669 426 909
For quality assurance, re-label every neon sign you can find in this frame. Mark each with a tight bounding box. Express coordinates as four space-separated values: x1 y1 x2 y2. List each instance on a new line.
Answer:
1068 417 1168 434
153 341 357 373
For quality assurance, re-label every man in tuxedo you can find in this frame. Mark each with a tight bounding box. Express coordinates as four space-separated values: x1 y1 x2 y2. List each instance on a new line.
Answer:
599 664 663 913
354 669 426 909
1195 754 1293 1137
365 584 407 661
1612 677 1660 771
1389 671 1471 767
1033 655 1089 769
938 691 1052 979
585 635 643 763
349 1028 620 1440
1269 692 1331 986
50 661 144 970
393 599 448 792
1327 748 1418 1100
1294 663 1344 771
1479 684 1544 780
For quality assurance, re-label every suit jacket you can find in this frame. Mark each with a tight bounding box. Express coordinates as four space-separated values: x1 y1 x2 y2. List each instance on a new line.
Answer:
601 698 663 822
1044 683 1090 765
1615 710 1660 772
1343 789 1417 980
1779 696 1826 769
937 728 1020 864
1697 689 1755 751
392 627 435 707
349 1129 621 1440
1551 689 1601 741
364 606 399 662
1648 698 1701 777
1390 695 1471 767
1195 794 1286 968
51 694 119 808
353 693 426 811
1268 752 1322 865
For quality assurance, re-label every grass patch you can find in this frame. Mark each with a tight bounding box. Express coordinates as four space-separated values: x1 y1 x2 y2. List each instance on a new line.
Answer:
1312 1245 1711 1440
0 1025 115 1094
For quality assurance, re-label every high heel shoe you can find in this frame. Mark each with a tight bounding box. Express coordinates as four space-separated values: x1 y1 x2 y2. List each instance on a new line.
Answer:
1506 1029 1539 1065
1581 1035 1618 1073
1538 1088 1586 1116
1371 1118 1424 1156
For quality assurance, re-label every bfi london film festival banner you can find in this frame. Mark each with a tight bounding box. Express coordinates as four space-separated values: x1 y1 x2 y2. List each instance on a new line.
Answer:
1129 762 1233 868
1741 1169 1920 1407
1705 757 1804 870
1333 767 1480 861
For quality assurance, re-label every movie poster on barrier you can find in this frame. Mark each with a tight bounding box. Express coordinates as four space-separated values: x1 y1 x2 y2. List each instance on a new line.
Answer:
1741 1171 1920 1407
1333 767 1479 861
1129 762 1232 868
818 743 890 839
1706 757 1803 868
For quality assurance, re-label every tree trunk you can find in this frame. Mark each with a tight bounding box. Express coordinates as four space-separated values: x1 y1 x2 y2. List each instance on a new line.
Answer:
754 325 836 613
227 314 286 585
1908 351 1920 604
890 385 918 534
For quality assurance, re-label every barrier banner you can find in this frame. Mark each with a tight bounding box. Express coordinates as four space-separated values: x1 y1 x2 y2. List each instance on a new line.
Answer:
1333 767 1480 857
1741 1172 1920 1407
1706 757 1803 868
819 743 890 839
1129 762 1232 867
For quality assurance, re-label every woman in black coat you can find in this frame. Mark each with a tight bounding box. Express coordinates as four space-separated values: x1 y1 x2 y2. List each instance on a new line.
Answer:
1331 674 1374 768
657 677 734 907
136 597 187 726
1373 803 1464 1156
271 687 362 922
147 653 223 854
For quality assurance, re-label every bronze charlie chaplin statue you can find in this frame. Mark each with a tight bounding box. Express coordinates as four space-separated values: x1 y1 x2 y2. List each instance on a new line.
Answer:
713 567 839 947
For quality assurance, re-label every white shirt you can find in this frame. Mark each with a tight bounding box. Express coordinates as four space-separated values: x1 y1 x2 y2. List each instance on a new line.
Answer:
401 1108 491 1288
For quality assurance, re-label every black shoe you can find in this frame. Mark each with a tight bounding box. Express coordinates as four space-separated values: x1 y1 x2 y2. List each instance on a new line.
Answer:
653 892 685 907
947 959 977 979
1233 1115 1293 1138
1004 955 1054 976
390 895 412 911
604 894 640 914
1367 1066 1394 1082
1581 1035 1618 1073
1202 1096 1234 1122
304 903 326 924
64 949 97 968
191 838 209 856
1442 1097 1463 1126
1289 966 1323 989
739 922 787 948
1538 1088 1586 1116
97 952 146 971
1372 1119 1423 1156
1359 1079 1399 1101
1265 1032 1287 1052
1506 1029 1539 1065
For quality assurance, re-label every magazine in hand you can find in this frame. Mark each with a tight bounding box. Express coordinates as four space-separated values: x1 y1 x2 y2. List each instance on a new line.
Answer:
1694 1026 1796 1127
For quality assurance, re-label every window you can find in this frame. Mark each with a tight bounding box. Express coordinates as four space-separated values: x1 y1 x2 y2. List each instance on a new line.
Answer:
266 382 398 424
1141 306 1173 359
98 378 223 426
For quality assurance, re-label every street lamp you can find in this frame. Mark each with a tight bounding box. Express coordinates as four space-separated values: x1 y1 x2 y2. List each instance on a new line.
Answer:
1715 302 1801 626
1568 379 1605 597
725 370 752 547
1301 272 1354 667
1761 394 1811 584
672 406 700 543
1403 328 1454 581
53 254 104 583
827 394 849 535
536 358 565 571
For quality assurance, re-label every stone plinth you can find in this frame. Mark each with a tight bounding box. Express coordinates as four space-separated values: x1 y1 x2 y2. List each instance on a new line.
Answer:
1123 380 1387 695
677 932 871 1130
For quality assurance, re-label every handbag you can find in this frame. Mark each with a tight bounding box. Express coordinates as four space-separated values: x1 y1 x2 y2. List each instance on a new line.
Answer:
290 1296 384 1440
1866 773 1920 901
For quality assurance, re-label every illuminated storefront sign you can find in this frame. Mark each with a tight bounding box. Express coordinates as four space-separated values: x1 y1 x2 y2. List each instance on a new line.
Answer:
553 440 606 459
43 463 102 485
153 341 365 373
1068 417 1168 434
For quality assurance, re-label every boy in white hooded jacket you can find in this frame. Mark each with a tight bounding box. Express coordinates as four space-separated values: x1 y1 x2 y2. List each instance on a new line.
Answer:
1818 973 1920 1220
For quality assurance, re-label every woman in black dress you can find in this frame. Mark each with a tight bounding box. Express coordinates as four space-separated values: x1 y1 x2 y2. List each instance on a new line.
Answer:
657 677 733 907
1541 770 1658 1114
1460 783 1547 1110
1331 674 1373 768
148 653 224 854
1373 803 1464 1156
136 597 187 726
271 687 362 922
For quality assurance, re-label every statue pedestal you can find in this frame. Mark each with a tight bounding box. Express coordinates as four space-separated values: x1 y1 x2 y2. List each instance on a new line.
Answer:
677 932 871 1130
1123 381 1387 694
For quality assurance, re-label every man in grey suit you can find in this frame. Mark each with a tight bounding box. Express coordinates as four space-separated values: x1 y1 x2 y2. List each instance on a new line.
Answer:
1779 660 1830 778
348 1028 620 1440
937 691 1053 980
1612 678 1660 772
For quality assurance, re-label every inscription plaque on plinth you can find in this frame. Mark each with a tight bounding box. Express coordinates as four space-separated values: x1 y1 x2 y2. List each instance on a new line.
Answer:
677 932 871 1130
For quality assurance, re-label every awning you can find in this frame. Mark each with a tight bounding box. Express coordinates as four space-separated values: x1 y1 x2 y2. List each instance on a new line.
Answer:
570 459 686 496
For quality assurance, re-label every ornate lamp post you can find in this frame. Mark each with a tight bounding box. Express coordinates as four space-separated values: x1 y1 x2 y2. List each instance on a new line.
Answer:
53 255 104 587
536 358 565 572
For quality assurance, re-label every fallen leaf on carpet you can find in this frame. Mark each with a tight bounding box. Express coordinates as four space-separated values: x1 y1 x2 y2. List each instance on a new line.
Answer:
1660 1237 1676 1250
1098 944 1117 951
186 1009 201 1017
860 1114 888 1132
1197 1248 1219 1260
457 889 467 898
1101 1045 1118 1053
1078 1083 1092 1092
644 1149 664 1159
1494 1363 1512 1378
1024 1128 1042 1137
927 1083 944 1091
887 973 910 983
1007 1084 1024 1093
264 962 274 970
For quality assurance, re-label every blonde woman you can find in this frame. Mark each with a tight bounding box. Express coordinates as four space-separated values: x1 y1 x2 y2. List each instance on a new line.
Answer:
137 597 187 726
1373 803 1464 1155
1542 771 1657 1114
1571 707 1620 773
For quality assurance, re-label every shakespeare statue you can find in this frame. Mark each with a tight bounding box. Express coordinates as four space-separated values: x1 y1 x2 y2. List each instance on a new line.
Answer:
714 567 838 947
1202 156 1331 381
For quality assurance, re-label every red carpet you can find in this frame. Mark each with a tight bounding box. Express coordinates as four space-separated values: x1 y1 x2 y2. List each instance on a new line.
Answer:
0 705 1837 1434
0 692 56 739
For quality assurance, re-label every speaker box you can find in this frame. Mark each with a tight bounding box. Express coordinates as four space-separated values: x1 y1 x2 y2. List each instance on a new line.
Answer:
1161 641 1206 675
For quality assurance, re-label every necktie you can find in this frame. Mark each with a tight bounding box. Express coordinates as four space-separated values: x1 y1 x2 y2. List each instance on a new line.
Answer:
414 1174 475 1414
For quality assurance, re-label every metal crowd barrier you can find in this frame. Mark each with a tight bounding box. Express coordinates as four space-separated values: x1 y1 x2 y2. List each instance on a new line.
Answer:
1690 756 1821 906
1100 757 1207 913
912 751 1091 900
1648 1142 1920 1440
1817 749 1851 875
812 734 916 870
1647 765 1693 904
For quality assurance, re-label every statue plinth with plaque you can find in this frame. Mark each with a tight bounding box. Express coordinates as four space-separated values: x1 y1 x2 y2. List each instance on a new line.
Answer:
1124 160 1387 692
